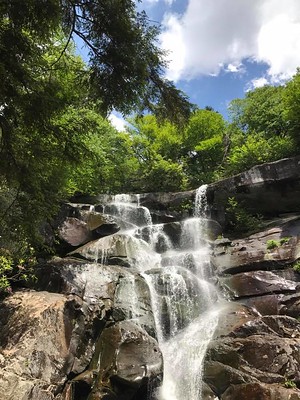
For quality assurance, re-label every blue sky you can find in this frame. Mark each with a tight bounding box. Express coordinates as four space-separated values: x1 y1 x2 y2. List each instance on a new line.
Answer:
107 0 300 129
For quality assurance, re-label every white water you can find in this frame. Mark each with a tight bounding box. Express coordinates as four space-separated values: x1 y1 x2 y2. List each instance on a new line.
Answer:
97 187 221 399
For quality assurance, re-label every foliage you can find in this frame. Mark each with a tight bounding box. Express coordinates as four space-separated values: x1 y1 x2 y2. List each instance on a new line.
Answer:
0 0 193 125
142 157 188 193
182 109 226 184
283 69 300 145
228 85 287 137
0 245 37 295
280 237 291 245
283 379 297 389
226 197 262 234
224 133 296 177
293 261 300 273
0 253 12 292
266 237 291 251
266 240 279 250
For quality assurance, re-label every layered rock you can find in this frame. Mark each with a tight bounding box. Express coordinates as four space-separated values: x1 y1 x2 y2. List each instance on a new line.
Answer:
0 257 162 400
2 156 300 400
204 213 300 399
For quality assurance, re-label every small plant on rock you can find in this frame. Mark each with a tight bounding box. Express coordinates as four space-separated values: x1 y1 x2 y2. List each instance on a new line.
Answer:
280 237 291 245
266 240 279 250
293 261 300 273
284 378 297 389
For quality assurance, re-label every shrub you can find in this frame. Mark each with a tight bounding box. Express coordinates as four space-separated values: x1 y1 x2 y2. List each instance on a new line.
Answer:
284 379 297 389
266 240 279 250
293 261 300 273
226 197 262 234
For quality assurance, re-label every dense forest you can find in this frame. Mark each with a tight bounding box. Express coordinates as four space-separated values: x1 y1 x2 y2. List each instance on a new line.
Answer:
1 0 300 292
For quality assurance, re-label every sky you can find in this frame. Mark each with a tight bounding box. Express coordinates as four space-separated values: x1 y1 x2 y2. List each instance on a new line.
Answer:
109 0 300 130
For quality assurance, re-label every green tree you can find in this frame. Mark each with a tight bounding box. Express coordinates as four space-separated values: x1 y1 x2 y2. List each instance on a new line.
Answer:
0 0 192 125
283 69 300 145
182 109 226 186
125 115 187 192
228 85 287 137
223 83 298 177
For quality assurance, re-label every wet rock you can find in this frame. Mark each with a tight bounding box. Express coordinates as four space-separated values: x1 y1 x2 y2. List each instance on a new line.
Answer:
212 219 300 274
239 291 300 317
280 292 300 318
74 321 163 400
112 272 156 337
238 293 284 315
221 382 300 400
35 258 157 338
68 234 160 270
220 270 299 299
202 383 219 400
204 361 255 396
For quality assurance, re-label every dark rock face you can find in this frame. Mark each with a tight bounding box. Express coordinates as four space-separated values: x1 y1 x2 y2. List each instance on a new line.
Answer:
74 321 163 400
206 155 300 228
220 270 299 298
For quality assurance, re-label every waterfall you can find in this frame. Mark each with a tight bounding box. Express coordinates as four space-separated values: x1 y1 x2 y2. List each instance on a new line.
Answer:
99 187 221 399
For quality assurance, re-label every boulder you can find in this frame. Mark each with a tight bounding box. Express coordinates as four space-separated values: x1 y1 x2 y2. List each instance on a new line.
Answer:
58 212 120 249
68 234 161 271
220 270 299 299
204 309 300 397
212 217 300 274
35 258 157 338
0 291 80 400
70 321 163 400
221 382 300 400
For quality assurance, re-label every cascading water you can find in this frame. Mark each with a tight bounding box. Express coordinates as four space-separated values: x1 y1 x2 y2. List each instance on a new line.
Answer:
96 186 222 399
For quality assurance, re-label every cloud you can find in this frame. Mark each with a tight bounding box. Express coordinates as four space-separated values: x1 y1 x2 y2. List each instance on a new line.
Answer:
225 63 245 74
246 77 269 91
108 113 127 131
160 0 300 83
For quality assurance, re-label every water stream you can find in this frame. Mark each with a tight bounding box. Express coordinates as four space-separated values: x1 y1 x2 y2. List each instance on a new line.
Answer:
98 186 222 399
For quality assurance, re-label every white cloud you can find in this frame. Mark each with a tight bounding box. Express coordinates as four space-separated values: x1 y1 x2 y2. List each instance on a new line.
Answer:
246 77 269 91
160 0 300 84
225 63 245 74
108 113 127 132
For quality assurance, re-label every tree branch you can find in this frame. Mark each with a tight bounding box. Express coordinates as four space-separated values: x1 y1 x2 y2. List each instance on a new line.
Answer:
49 5 77 68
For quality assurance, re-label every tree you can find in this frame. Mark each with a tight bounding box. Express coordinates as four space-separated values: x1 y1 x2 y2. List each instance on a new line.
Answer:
228 85 287 138
125 115 187 192
223 83 298 177
182 109 226 186
0 0 192 125
0 0 193 256
283 69 300 145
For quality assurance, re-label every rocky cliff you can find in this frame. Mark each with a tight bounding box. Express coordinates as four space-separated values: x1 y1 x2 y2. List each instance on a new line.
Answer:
1 156 300 400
